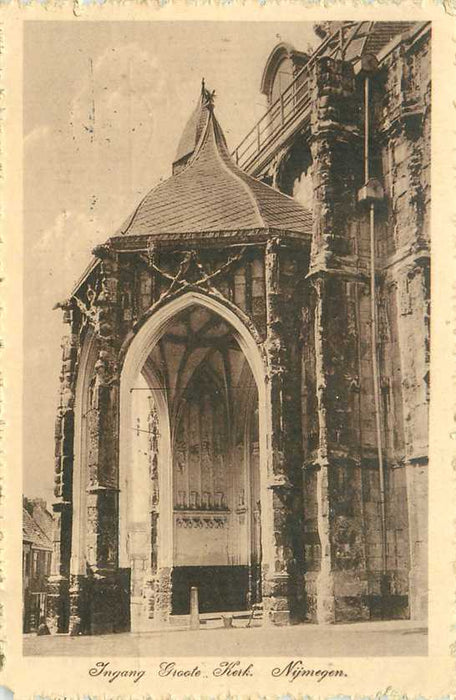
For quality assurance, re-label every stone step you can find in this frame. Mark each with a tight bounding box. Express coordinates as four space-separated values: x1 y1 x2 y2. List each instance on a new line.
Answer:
169 610 254 627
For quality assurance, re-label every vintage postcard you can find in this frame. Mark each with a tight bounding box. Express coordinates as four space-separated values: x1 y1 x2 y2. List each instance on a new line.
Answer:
1 3 455 698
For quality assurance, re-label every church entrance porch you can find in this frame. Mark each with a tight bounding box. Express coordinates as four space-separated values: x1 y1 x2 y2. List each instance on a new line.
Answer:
46 63 427 635
119 300 263 630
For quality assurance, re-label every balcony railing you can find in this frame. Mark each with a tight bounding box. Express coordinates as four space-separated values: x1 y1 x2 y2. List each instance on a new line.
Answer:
231 22 366 174
232 22 427 175
232 70 312 174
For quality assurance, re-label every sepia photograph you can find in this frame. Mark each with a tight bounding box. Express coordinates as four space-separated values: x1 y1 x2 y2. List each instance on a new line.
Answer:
20 18 431 660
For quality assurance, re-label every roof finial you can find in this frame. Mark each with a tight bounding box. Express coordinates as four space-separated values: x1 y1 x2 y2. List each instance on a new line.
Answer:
201 77 216 111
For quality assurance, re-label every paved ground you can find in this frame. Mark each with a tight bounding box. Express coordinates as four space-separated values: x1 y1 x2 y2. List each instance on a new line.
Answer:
24 619 427 657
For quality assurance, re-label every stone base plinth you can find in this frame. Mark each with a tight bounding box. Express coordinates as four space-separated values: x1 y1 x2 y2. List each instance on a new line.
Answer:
154 567 172 623
262 572 293 626
46 575 69 634
133 567 173 629
264 608 291 626
69 574 90 635
406 462 428 623
90 572 130 634
315 568 335 624
66 570 130 635
409 567 428 622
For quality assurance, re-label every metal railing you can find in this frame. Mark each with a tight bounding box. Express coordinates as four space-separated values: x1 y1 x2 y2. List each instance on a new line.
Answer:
231 22 365 174
232 71 312 173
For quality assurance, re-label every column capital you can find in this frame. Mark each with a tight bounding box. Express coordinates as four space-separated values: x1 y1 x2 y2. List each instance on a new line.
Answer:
92 242 115 260
267 473 293 490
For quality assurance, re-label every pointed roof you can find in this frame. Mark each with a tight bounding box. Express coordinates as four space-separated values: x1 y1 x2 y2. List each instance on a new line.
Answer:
173 83 211 173
118 86 312 238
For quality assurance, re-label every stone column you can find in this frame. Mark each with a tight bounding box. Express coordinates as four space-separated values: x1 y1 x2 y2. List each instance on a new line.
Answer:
47 302 79 633
379 40 430 619
311 276 335 624
309 57 360 271
307 57 369 623
74 244 125 635
261 237 303 625
137 402 173 629
393 258 429 621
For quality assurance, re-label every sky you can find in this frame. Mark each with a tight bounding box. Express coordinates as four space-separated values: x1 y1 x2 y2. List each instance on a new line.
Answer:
23 20 317 505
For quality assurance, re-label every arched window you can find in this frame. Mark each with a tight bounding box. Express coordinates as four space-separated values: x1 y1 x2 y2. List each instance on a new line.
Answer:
277 136 313 210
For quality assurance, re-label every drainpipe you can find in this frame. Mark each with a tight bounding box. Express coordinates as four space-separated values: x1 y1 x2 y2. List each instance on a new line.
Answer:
357 55 389 606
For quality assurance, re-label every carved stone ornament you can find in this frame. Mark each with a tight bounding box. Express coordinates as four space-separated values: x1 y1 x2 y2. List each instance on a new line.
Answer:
94 350 118 387
143 238 246 302
175 515 227 529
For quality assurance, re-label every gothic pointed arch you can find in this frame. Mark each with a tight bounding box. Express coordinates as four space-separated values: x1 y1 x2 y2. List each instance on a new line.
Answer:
117 291 269 623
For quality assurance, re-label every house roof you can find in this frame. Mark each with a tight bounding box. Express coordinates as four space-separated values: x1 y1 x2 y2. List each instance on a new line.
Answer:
117 88 312 238
23 508 52 551
30 501 54 542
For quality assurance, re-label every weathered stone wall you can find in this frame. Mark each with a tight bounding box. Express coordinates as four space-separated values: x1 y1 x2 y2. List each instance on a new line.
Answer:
47 306 80 634
302 56 376 623
377 29 430 620
299 31 430 622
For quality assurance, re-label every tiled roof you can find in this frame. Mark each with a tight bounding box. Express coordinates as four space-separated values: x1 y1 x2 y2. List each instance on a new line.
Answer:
118 98 312 238
30 503 54 542
364 21 418 56
340 21 419 64
173 92 210 167
23 508 52 550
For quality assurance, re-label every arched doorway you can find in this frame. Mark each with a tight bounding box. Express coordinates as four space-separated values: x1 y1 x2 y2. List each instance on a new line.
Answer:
118 293 267 629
